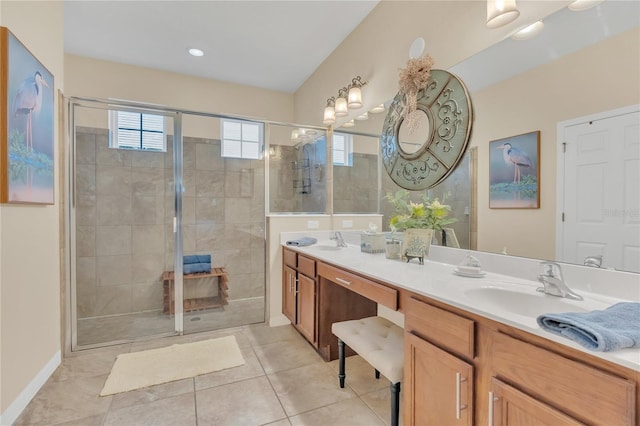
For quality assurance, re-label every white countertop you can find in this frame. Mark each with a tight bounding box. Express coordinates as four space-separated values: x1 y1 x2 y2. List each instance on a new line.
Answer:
282 235 640 372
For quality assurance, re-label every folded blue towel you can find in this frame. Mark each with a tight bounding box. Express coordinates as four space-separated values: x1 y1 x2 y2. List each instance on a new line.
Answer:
183 255 211 265
184 262 211 275
285 237 318 247
537 302 640 352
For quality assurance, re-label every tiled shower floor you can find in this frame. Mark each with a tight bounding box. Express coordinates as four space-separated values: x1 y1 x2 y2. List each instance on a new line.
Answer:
77 298 265 347
16 324 398 426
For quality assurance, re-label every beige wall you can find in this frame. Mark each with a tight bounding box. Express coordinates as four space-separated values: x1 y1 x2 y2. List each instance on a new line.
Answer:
65 54 296 139
472 28 640 260
294 1 569 127
0 0 63 418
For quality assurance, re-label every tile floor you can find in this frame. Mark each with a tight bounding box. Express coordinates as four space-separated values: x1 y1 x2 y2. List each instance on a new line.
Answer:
15 324 400 426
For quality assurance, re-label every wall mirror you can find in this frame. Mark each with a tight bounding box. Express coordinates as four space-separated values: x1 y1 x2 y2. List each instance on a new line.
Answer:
381 69 474 191
378 1 639 271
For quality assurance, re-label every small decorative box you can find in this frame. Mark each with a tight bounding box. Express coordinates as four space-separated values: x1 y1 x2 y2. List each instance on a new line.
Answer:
360 232 386 254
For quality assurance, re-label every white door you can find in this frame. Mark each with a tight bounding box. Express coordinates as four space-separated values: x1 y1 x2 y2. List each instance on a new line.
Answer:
559 108 640 273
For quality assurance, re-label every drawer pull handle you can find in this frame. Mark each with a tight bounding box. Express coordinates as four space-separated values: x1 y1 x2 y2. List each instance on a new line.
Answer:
335 277 352 286
488 391 499 426
455 372 468 420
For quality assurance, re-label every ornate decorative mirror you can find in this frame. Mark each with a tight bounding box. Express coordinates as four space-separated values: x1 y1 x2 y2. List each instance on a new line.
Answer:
381 69 474 190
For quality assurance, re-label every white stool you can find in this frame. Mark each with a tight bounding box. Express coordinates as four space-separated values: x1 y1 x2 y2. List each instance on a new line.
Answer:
331 316 404 426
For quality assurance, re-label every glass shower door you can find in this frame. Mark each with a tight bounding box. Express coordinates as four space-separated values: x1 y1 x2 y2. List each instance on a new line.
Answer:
71 101 180 349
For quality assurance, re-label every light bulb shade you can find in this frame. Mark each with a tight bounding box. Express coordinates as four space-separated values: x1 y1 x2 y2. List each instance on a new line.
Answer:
291 129 300 141
369 104 386 114
342 120 355 128
323 107 335 124
486 0 520 28
511 20 544 40
347 86 363 109
335 97 348 117
568 0 604 11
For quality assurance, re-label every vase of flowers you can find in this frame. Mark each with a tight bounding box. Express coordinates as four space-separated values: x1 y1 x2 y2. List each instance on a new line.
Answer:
385 190 457 247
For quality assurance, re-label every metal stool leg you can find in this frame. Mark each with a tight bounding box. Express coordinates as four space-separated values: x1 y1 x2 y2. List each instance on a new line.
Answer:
338 339 346 388
375 369 380 379
390 382 401 426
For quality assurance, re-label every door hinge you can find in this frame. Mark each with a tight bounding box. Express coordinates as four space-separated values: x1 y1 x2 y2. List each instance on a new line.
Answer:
562 212 565 222
562 142 567 153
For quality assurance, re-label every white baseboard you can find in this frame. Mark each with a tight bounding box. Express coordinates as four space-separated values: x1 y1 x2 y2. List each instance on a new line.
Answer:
0 351 61 425
269 314 291 327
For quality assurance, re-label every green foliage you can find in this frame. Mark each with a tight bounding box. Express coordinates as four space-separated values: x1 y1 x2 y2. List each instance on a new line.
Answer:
8 129 54 183
385 189 458 231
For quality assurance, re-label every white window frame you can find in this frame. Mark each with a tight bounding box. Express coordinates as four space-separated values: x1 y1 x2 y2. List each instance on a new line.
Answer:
108 110 166 152
332 132 353 166
221 118 264 160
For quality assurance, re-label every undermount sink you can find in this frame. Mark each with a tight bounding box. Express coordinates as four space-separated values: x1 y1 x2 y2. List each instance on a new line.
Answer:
465 286 591 317
312 244 343 251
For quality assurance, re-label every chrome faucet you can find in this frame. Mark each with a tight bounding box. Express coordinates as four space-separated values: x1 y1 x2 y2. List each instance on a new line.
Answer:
584 255 603 268
536 261 583 301
330 231 348 248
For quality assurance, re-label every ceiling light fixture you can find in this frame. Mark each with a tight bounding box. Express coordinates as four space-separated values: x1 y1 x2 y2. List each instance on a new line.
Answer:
188 48 204 57
323 97 336 125
356 112 369 121
369 104 386 114
511 21 544 40
342 120 355 128
486 0 520 29
567 0 605 11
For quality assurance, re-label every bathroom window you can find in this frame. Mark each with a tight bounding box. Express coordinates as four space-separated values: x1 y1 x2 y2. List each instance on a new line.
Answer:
332 132 353 166
221 118 264 160
109 111 166 151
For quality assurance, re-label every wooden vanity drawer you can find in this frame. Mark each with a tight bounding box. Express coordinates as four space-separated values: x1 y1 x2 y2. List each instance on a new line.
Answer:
297 255 316 278
491 331 636 426
283 248 297 268
318 262 398 310
405 296 475 359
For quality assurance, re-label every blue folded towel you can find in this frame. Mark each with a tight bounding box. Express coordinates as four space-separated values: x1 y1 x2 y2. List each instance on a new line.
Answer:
184 262 211 275
184 255 211 265
537 302 640 352
285 237 318 247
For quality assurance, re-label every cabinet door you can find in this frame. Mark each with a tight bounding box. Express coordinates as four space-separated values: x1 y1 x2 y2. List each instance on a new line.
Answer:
296 273 316 344
490 378 583 426
404 332 473 426
283 265 296 323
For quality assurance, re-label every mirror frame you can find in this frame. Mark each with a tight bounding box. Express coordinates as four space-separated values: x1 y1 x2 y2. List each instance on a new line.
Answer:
381 69 474 191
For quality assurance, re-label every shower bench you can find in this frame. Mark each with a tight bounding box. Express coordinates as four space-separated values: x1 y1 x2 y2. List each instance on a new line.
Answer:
162 267 229 314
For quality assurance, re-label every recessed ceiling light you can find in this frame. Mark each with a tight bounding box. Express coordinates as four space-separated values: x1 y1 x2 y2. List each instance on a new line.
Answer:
511 21 545 40
188 48 204 57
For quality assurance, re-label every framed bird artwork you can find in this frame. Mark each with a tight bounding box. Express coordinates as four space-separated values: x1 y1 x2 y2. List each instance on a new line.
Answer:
489 131 540 209
0 26 55 204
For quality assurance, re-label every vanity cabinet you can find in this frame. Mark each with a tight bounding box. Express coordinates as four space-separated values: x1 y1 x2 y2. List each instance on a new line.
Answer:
282 248 317 345
404 296 475 426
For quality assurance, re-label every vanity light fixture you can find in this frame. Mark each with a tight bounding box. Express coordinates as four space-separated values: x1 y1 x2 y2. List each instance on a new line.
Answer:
356 112 369 121
335 88 349 117
511 20 544 40
486 0 520 29
323 97 336 125
347 76 367 109
369 104 386 114
341 119 355 128
568 0 605 11
321 76 369 125
188 48 204 57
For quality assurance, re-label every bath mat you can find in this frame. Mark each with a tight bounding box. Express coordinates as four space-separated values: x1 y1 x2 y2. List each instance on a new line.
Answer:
100 335 245 396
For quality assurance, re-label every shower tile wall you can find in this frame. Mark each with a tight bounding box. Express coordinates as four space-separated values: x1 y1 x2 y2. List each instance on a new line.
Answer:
75 127 265 321
333 153 378 213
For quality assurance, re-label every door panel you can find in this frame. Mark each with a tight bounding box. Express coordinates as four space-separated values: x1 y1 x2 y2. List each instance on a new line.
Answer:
297 274 316 343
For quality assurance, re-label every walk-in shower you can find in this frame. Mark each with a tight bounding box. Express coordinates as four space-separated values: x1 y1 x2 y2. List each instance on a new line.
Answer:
68 98 268 350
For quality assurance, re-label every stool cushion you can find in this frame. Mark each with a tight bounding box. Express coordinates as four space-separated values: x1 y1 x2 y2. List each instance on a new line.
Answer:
332 316 404 384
